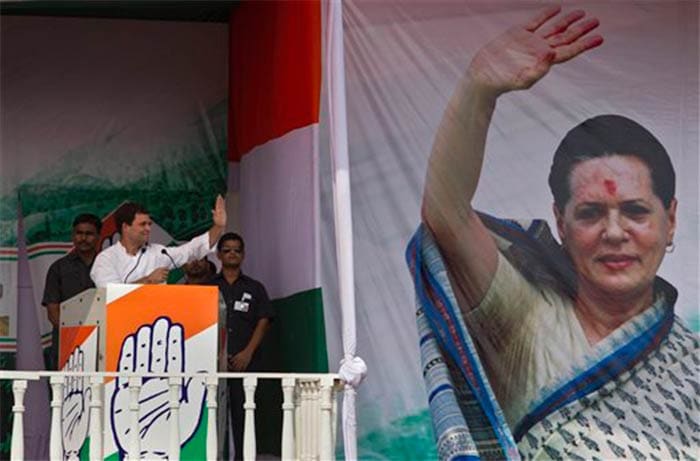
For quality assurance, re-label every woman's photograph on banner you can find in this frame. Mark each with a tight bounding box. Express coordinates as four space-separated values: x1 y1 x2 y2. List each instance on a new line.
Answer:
0 1 696 459
408 4 698 460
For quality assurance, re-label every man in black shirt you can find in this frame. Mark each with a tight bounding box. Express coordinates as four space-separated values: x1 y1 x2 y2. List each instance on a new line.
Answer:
182 256 216 285
208 232 274 459
41 213 102 370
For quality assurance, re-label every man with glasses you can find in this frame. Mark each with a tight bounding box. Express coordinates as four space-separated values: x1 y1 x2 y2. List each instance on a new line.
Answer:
209 232 274 460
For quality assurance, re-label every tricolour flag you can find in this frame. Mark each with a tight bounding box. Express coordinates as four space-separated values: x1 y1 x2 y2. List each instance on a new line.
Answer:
228 0 327 375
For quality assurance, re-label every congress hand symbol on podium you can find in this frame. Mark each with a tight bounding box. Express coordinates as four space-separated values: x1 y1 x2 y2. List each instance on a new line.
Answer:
110 317 207 459
62 347 91 461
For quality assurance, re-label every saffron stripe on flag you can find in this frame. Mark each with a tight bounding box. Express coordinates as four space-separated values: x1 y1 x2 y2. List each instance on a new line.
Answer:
228 0 321 162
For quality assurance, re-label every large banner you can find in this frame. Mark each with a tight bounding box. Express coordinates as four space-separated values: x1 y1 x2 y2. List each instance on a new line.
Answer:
1 3 697 459
319 1 699 458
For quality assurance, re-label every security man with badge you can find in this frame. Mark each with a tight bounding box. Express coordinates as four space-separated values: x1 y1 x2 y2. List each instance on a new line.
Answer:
208 232 274 460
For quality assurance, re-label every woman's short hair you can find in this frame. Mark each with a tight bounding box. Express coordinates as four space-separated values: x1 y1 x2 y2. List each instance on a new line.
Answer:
548 114 675 211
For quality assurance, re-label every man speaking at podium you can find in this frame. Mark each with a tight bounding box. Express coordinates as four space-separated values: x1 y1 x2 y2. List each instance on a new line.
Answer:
91 195 227 286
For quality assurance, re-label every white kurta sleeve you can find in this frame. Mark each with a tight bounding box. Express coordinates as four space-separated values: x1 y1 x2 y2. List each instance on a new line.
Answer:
164 232 214 267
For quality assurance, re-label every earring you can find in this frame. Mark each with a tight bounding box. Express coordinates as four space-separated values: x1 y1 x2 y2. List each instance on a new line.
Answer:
666 242 675 253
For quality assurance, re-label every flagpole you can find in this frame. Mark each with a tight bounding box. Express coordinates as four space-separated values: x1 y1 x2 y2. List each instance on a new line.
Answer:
327 1 366 459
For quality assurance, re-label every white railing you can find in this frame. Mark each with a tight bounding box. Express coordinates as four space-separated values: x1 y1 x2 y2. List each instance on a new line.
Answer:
0 371 341 461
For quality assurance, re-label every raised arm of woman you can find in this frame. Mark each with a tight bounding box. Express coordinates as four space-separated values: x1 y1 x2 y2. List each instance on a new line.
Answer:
422 6 602 310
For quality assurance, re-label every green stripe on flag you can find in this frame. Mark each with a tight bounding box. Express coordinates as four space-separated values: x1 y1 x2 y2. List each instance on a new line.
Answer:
271 287 328 373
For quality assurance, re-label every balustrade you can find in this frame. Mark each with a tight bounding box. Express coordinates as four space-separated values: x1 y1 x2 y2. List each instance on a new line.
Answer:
0 371 341 461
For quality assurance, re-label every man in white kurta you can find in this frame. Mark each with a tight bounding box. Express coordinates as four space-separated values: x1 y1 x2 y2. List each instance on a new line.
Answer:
91 195 226 286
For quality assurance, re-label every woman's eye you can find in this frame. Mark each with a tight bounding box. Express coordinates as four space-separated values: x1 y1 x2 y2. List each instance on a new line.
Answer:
575 207 602 220
622 204 650 216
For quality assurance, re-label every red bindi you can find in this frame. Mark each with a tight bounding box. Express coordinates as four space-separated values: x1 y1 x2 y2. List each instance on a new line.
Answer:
603 179 617 195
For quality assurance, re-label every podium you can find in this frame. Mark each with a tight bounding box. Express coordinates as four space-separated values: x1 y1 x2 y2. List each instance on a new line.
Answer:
58 283 224 460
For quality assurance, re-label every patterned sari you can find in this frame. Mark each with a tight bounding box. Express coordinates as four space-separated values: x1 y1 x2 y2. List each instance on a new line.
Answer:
406 217 699 460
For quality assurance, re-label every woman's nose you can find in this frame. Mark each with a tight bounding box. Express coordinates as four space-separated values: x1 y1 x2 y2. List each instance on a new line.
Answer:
602 211 627 243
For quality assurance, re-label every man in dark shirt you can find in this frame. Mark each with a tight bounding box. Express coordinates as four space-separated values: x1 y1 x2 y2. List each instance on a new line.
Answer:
182 256 216 285
42 213 101 370
208 232 274 460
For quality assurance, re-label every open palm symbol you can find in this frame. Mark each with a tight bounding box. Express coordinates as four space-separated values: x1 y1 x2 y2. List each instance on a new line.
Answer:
111 317 206 459
62 347 91 460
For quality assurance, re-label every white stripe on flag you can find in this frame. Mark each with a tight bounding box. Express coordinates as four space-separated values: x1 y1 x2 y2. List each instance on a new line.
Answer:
233 123 320 299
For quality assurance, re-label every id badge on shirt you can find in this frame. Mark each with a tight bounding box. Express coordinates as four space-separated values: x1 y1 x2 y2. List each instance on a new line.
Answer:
234 292 252 312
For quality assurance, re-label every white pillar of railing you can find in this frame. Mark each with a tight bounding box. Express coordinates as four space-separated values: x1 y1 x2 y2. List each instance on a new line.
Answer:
311 380 320 460
127 376 142 461
205 376 218 460
299 379 319 461
294 384 302 461
89 376 103 460
49 376 64 460
331 384 338 456
168 377 182 461
281 377 296 461
242 376 257 461
299 381 309 461
319 376 334 460
10 379 28 461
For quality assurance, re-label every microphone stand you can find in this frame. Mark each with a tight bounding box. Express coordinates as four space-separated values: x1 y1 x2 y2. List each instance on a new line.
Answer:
124 246 147 283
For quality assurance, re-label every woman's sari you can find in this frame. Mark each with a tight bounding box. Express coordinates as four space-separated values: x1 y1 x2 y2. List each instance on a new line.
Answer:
406 217 699 460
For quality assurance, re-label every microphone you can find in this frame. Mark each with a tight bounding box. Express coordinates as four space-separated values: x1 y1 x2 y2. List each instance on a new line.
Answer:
161 248 178 269
124 246 147 283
